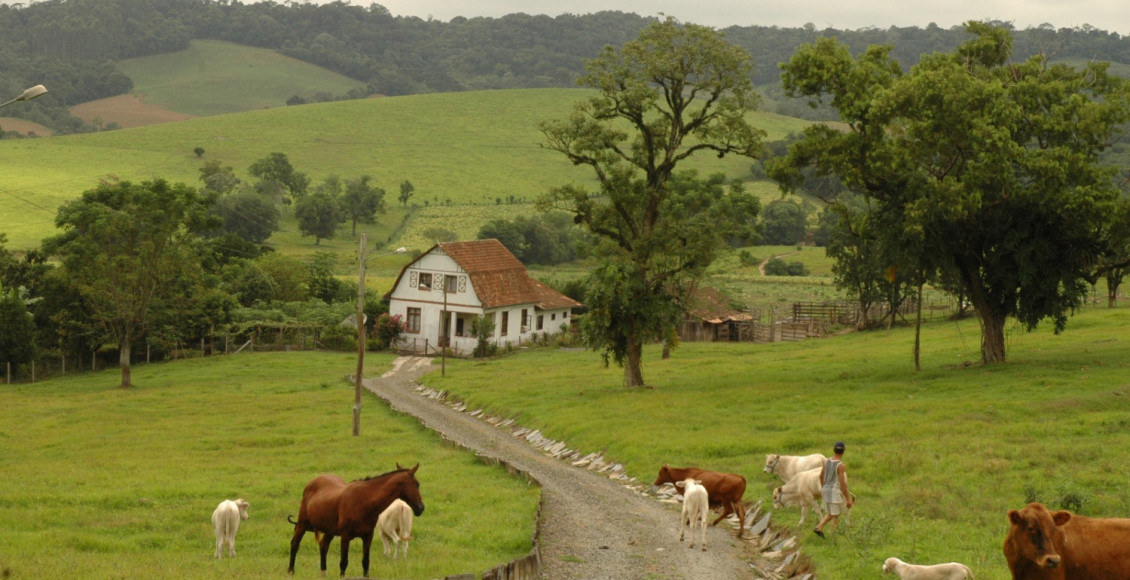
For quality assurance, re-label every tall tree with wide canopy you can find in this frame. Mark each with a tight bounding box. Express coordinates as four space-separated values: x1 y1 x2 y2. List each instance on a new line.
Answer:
772 22 1130 363
43 179 214 388
539 17 764 387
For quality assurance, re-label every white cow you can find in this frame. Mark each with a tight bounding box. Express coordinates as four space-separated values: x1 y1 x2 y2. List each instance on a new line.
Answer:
211 499 250 559
883 557 974 580
764 453 826 482
377 498 414 559
675 478 709 551
772 468 823 524
772 467 854 525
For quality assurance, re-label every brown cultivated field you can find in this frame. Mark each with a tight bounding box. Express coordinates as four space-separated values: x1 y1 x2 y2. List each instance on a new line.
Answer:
0 116 54 136
70 93 194 129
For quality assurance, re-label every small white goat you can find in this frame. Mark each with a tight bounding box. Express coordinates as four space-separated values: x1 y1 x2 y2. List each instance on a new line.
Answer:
883 557 974 580
377 498 414 559
211 499 250 559
676 478 708 551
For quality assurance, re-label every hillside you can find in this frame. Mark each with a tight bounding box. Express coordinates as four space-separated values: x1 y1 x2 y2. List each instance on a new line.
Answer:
0 88 813 253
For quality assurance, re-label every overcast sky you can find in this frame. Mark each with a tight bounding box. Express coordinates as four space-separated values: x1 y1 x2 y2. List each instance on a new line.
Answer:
333 1 1129 34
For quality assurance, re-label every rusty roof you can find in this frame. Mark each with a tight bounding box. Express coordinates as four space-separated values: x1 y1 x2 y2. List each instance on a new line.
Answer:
686 286 750 323
387 239 581 311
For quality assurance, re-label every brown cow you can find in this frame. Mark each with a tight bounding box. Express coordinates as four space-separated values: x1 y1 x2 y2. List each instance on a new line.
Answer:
1004 502 1130 580
654 465 746 538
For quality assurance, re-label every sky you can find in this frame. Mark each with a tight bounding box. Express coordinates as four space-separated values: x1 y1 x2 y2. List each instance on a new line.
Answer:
324 0 1130 35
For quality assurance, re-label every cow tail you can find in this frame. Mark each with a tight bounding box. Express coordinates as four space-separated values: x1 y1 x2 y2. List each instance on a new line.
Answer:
287 515 299 526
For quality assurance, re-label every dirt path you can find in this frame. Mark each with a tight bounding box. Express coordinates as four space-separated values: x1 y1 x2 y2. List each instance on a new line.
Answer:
363 356 756 580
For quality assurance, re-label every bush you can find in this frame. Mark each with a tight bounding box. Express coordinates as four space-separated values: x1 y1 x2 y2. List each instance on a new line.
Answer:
763 258 809 276
318 324 357 351
374 313 406 350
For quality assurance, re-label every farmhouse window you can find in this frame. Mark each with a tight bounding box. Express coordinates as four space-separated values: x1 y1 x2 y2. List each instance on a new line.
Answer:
418 273 432 291
501 311 509 336
551 313 556 321
407 307 421 333
455 317 465 337
444 274 458 293
537 315 544 331
521 309 528 332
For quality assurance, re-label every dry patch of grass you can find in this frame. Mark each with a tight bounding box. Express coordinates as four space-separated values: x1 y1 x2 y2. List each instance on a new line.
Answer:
70 93 194 129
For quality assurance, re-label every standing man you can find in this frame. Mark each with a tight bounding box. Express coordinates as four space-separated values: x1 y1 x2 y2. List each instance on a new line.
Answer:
813 440 852 537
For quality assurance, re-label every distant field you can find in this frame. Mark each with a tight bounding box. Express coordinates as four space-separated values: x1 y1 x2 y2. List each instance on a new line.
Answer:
0 88 813 254
71 93 194 129
0 117 54 137
114 39 367 117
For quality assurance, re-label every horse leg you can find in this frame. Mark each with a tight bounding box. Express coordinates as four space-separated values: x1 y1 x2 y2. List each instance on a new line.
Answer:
318 533 335 575
361 532 374 577
338 534 351 577
288 525 307 574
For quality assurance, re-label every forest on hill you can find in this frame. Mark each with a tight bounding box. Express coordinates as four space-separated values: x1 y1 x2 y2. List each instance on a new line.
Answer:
4 0 1130 134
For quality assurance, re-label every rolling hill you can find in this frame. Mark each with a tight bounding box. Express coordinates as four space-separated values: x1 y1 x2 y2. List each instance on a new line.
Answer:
2 87 813 253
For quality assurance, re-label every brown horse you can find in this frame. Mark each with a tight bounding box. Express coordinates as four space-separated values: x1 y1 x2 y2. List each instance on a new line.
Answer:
287 463 424 577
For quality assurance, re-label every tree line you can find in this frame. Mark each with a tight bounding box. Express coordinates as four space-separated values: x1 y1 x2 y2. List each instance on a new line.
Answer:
5 0 1130 134
0 150 417 387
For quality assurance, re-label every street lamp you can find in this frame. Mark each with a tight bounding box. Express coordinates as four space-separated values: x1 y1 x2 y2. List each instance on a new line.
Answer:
353 241 408 436
0 85 48 110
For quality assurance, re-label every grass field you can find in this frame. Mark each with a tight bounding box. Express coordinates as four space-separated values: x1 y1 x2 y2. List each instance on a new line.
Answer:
418 306 1130 579
0 352 539 579
116 40 367 117
1 84 812 254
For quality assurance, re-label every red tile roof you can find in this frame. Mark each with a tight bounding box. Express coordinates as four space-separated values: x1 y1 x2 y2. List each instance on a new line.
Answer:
389 239 582 311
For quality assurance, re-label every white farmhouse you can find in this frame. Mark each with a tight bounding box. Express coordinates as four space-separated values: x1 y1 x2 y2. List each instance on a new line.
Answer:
385 239 581 356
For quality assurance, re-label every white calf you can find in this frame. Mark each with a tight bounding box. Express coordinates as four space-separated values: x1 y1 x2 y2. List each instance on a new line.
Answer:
772 467 854 525
883 557 974 580
211 499 249 559
676 478 709 551
377 498 414 559
764 453 826 482
772 467 823 525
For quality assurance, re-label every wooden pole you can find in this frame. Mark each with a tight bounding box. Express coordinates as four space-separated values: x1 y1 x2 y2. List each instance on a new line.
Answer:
353 234 367 437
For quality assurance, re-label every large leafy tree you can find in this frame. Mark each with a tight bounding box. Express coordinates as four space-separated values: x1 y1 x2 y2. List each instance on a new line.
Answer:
341 175 386 236
43 179 214 388
539 17 764 387
772 22 1130 363
294 191 344 245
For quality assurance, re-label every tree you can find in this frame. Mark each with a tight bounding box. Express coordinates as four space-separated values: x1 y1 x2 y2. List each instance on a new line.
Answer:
772 23 1130 363
0 287 36 375
760 199 808 245
341 175 386 236
294 191 343 245
43 178 213 387
198 160 241 196
539 17 765 387
211 189 279 244
249 152 309 204
398 180 415 206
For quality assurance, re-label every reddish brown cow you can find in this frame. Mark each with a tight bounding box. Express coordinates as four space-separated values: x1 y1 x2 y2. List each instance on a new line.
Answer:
1004 502 1130 580
654 465 746 538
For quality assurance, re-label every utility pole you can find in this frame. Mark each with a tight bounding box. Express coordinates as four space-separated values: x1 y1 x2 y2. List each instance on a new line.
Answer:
353 234 367 436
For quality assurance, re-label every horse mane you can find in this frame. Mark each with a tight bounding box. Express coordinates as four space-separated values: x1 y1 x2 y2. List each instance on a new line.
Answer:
353 467 409 482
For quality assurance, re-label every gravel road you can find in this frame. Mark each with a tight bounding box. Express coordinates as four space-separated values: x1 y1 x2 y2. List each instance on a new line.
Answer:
362 356 757 580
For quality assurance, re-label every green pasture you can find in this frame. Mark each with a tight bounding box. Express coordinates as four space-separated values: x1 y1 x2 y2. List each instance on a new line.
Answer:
117 40 367 117
1 86 812 253
418 306 1130 579
0 352 539 579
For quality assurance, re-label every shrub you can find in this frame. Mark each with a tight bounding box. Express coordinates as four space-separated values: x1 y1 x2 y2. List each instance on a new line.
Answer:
374 313 406 350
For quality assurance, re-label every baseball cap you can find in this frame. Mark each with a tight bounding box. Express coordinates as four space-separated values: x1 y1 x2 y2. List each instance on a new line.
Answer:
834 441 846 452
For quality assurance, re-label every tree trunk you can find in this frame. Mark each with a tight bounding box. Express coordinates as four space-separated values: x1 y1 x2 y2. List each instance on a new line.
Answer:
975 306 1007 364
624 338 645 388
1108 273 1122 308
119 342 133 388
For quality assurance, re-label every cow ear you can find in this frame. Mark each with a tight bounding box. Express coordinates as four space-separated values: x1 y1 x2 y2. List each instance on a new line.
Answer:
694 479 703 485
1053 511 1072 525
675 481 685 488
1009 510 1023 525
